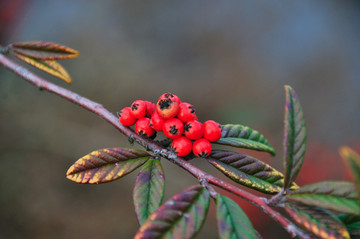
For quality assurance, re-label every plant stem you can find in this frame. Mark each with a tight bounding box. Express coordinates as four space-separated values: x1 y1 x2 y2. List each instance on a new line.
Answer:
0 52 310 238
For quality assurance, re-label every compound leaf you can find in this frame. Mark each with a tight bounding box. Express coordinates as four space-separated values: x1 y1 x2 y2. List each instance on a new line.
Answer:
66 148 150 184
135 185 210 239
283 85 307 190
286 181 360 215
208 150 298 194
285 203 350 239
338 214 360 239
216 195 257 239
214 124 276 156
133 159 165 225
10 41 79 60
340 147 360 199
12 52 72 84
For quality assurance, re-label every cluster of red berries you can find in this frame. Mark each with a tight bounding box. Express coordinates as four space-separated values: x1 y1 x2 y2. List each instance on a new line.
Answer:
118 93 222 158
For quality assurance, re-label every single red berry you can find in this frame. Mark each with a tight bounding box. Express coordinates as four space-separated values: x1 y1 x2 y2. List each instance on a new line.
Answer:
150 111 165 131
177 102 196 123
171 136 192 157
145 101 156 116
203 120 222 142
158 92 181 104
193 138 212 158
118 107 137 126
135 117 155 138
163 118 184 139
156 98 179 120
184 120 203 140
131 100 147 119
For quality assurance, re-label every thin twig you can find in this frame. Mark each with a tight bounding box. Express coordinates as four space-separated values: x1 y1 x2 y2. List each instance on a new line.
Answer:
0 52 310 238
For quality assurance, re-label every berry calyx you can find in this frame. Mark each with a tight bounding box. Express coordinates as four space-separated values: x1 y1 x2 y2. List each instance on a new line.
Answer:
203 120 222 142
177 102 196 123
184 120 203 140
156 98 179 120
163 118 184 139
193 138 212 158
150 111 165 131
131 100 147 119
118 107 137 126
145 101 156 116
135 117 155 138
171 136 192 157
158 92 181 105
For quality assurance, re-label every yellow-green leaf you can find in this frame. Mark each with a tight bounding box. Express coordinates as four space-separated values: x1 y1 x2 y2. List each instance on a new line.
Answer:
66 148 150 184
340 147 360 200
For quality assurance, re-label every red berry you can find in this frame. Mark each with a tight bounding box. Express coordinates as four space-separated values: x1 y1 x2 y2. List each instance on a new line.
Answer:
184 120 203 140
135 118 155 138
118 107 137 126
158 92 181 104
156 98 179 120
145 101 156 116
163 118 184 139
203 120 222 142
150 111 165 131
193 138 212 158
177 102 196 123
172 136 192 157
131 100 147 119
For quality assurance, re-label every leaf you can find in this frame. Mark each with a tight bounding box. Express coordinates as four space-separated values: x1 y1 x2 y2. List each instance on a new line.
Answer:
283 85 307 190
340 147 360 199
133 159 165 225
66 148 150 184
286 181 360 215
135 185 210 239
338 214 360 239
10 41 79 60
12 52 72 84
207 150 298 194
214 124 276 156
216 195 257 239
285 203 350 239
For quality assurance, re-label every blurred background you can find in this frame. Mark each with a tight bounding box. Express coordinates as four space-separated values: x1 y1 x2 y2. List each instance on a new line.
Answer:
1 1 360 238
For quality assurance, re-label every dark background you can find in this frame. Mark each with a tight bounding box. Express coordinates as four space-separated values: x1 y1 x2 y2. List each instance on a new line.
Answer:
1 1 360 238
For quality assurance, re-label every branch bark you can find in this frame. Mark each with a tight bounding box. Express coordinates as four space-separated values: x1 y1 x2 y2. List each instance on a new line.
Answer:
0 52 310 239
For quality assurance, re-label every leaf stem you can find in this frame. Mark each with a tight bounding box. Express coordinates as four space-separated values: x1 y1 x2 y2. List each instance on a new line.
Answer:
0 52 310 239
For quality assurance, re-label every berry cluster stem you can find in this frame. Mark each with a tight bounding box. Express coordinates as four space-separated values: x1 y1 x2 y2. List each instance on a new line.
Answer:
0 52 310 239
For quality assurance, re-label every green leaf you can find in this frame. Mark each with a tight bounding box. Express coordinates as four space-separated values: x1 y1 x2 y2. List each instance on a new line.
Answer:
285 203 350 239
10 41 79 60
283 85 307 190
207 150 298 194
338 214 360 239
214 124 276 156
216 195 257 239
135 185 210 239
133 159 165 225
66 148 150 184
340 147 360 199
286 181 360 215
12 52 72 84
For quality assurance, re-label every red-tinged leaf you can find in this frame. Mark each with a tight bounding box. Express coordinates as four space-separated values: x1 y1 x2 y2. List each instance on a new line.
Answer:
216 195 257 239
135 185 210 239
340 147 360 199
10 41 79 60
12 52 72 84
338 214 360 238
208 150 298 194
285 203 350 239
283 85 307 190
133 159 165 225
66 148 150 184
215 124 276 156
286 181 360 215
